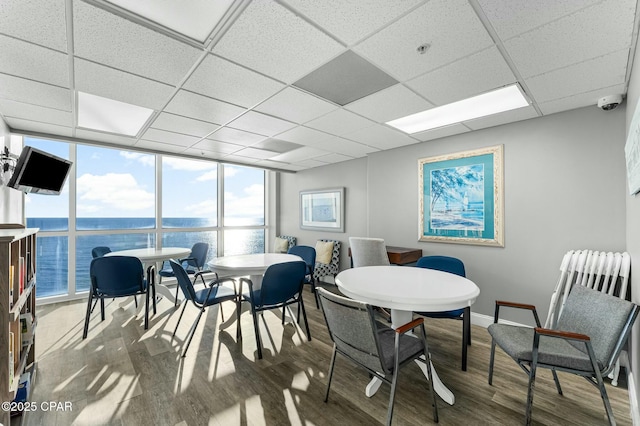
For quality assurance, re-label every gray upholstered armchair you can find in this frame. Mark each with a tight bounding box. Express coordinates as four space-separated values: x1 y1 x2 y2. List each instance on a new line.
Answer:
488 285 639 425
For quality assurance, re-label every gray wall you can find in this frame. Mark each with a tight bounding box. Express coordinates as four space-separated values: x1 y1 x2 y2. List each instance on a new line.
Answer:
280 105 627 325
0 118 22 224
625 36 640 400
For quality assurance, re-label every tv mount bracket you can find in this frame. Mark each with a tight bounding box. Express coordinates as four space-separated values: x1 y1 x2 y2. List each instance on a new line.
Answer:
0 147 18 173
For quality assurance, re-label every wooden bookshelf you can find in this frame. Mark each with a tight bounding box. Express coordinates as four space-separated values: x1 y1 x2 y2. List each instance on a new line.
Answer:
0 227 37 426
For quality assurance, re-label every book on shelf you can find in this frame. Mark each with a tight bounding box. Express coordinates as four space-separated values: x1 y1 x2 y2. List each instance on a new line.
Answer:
18 256 25 295
8 332 14 387
11 371 31 416
19 313 33 347
9 265 14 309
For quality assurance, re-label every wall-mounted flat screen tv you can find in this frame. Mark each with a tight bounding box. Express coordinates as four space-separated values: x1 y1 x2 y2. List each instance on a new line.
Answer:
8 146 72 195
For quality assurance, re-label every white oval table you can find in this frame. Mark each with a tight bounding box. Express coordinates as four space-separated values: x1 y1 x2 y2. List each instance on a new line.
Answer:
208 253 302 290
335 265 480 405
106 247 191 303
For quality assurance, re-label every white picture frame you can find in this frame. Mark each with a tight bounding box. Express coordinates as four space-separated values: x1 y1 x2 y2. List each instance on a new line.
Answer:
300 187 345 232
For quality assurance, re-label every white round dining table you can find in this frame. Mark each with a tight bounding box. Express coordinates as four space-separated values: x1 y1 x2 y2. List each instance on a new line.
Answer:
208 253 302 289
106 247 191 303
335 265 480 406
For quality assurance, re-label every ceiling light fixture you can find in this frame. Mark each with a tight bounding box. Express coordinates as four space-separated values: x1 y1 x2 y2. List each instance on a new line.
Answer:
77 92 154 136
387 84 529 134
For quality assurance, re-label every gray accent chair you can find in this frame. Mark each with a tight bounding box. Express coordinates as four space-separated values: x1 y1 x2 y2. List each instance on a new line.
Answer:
488 285 639 425
317 287 438 426
348 237 390 267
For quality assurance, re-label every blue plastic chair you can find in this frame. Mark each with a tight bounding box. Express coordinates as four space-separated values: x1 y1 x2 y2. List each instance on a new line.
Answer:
83 256 155 339
239 261 310 359
91 246 112 258
287 245 318 308
415 255 471 371
158 242 210 306
170 259 238 357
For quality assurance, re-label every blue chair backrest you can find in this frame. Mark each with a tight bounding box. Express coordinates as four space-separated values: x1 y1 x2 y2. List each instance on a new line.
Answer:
416 255 466 277
187 242 209 268
90 256 145 296
170 259 197 302
258 261 307 307
91 246 112 258
288 245 316 271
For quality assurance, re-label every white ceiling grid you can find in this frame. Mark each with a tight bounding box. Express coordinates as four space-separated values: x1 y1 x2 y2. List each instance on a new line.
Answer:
0 0 637 172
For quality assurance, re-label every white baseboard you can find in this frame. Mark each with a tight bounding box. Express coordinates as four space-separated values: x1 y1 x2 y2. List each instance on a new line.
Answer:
471 312 526 328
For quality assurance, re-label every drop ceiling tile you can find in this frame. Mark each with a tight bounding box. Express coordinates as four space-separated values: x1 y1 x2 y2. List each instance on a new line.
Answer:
282 0 422 45
250 139 302 153
344 84 432 122
255 87 338 124
0 0 68 51
0 99 73 127
345 124 418 150
305 109 375 136
184 54 284 108
538 84 626 115
182 148 226 160
75 59 175 110
254 159 291 169
75 129 137 146
353 0 493 81
504 0 636 78
478 0 602 40
5 117 72 137
314 153 355 163
193 139 243 154
313 136 377 157
165 90 246 124
525 50 628 103
293 50 398 106
142 128 201 147
406 47 516 105
233 147 279 160
206 127 266 146
150 112 219 138
0 73 71 111
73 0 203 85
270 146 329 163
223 154 261 164
464 106 539 130
294 158 331 168
0 35 69 87
212 0 345 83
135 139 188 153
411 123 470 142
278 163 307 171
227 111 296 137
275 126 333 145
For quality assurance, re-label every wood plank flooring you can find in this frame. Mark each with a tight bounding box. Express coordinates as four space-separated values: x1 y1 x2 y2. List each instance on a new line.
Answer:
23 283 632 425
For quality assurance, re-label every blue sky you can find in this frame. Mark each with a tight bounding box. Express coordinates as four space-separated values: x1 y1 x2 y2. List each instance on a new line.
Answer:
24 137 264 221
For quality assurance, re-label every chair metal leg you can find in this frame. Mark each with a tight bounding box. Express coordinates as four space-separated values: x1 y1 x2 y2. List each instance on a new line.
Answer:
251 306 263 359
236 298 243 340
552 370 563 395
595 370 616 425
175 284 180 307
311 279 319 309
298 295 311 341
182 307 205 357
82 293 94 339
172 301 188 338
488 339 496 385
144 287 149 330
324 345 338 402
134 295 138 308
282 305 286 325
100 296 105 321
526 335 541 426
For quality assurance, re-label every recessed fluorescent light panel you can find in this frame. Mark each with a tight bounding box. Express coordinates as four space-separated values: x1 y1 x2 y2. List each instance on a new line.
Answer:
387 84 529 133
77 91 154 136
105 0 236 43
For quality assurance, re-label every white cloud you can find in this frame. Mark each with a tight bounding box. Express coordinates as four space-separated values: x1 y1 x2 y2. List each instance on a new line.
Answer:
224 184 264 217
224 166 240 178
77 173 154 211
195 170 217 182
120 151 154 167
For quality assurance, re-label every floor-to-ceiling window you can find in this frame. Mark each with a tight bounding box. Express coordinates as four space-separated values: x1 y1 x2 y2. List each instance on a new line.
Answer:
22 137 269 302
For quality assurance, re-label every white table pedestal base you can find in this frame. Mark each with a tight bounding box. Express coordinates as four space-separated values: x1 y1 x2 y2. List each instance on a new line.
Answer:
363 309 455 405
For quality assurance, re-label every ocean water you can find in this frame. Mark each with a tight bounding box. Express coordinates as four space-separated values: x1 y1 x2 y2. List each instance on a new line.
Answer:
26 218 265 298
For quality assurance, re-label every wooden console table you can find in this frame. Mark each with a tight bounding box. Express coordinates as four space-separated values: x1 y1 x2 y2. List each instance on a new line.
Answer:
348 246 422 266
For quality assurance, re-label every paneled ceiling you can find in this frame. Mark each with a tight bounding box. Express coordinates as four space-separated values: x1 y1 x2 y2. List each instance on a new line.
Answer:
0 0 638 172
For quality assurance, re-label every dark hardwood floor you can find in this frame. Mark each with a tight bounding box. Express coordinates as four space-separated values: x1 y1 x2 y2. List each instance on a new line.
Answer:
24 282 632 425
